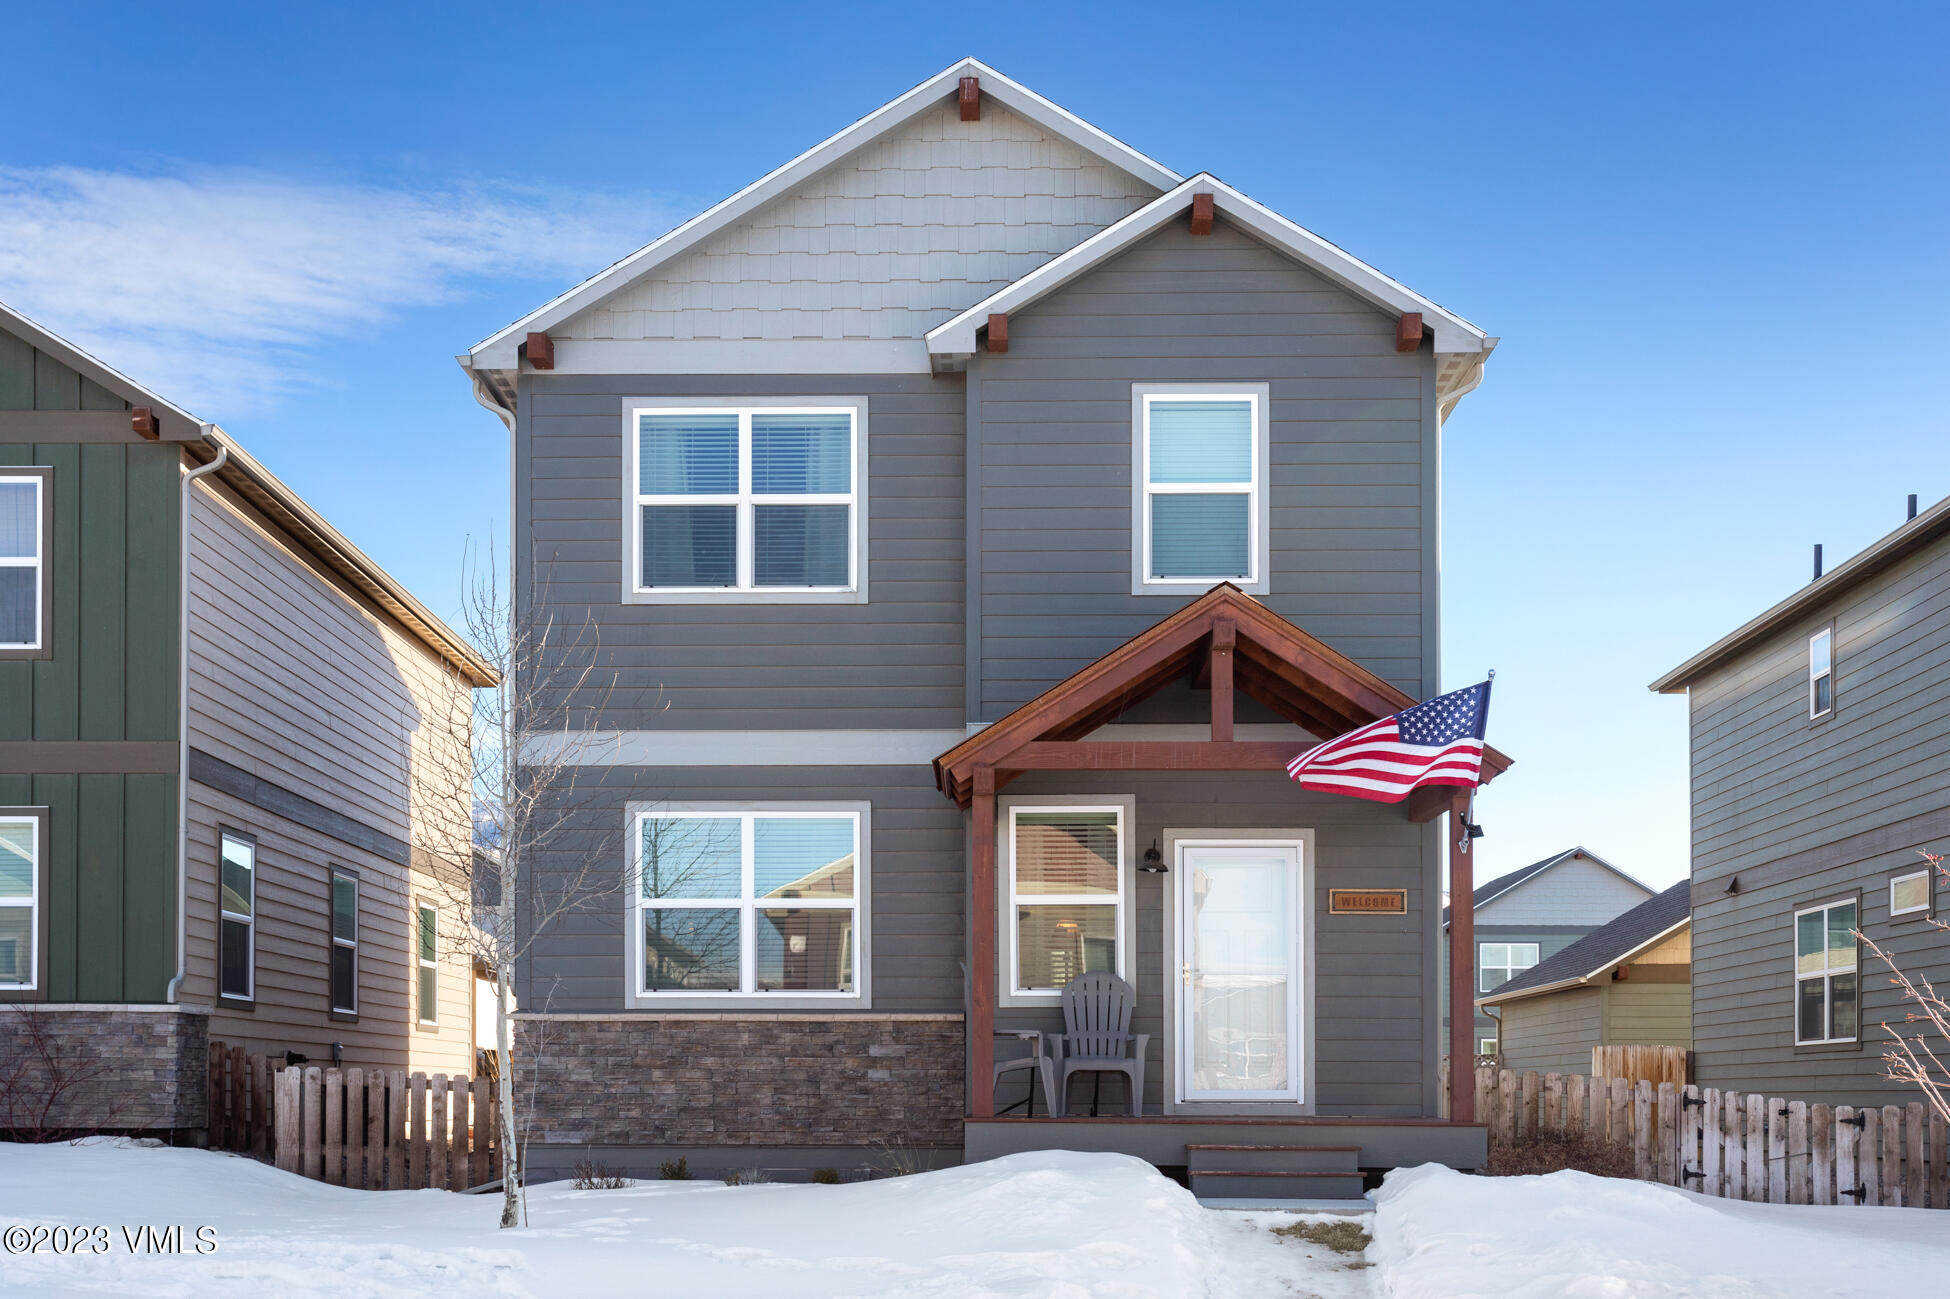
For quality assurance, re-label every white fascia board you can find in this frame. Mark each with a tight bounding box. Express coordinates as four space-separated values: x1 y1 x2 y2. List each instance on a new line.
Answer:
926 174 1494 362
467 58 1182 368
547 338 930 375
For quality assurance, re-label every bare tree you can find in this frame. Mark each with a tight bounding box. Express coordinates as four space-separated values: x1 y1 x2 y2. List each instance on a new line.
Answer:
1858 850 1950 1123
405 548 636 1229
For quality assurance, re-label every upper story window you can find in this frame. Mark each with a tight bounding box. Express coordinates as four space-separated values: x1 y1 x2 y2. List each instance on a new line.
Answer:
416 902 439 1026
628 400 867 604
1478 941 1539 992
1132 385 1269 596
0 812 42 991
1889 867 1933 919
330 868 359 1016
631 804 867 1007
1794 898 1857 1044
219 831 256 1002
1808 627 1833 719
0 470 50 656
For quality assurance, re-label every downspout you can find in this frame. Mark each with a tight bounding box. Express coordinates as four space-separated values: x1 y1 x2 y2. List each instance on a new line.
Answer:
166 430 229 1003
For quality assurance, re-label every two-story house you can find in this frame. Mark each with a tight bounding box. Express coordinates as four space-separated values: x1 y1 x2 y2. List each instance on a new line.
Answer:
1440 847 1656 1055
0 302 493 1138
1653 495 1950 1107
463 59 1509 1193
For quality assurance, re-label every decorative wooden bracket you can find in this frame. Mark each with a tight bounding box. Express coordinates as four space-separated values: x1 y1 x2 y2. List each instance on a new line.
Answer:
985 313 1008 354
1395 312 1424 353
959 76 981 121
1189 192 1215 236
130 407 158 439
524 332 555 370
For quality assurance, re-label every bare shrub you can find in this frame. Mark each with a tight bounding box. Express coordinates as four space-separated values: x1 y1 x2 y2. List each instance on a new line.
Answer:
1483 1128 1638 1180
722 1168 770 1187
570 1158 632 1190
0 1008 127 1142
659 1156 692 1181
867 1136 925 1178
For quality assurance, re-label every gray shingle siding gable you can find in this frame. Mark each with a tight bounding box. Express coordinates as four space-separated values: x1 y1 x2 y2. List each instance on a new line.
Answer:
1685 529 1950 1105
967 219 1439 720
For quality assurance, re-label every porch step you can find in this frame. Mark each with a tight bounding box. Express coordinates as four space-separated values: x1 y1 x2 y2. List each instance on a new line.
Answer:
1187 1169 1369 1201
1184 1143 1360 1174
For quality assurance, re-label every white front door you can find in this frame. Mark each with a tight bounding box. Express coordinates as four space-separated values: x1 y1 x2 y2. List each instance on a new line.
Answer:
1176 841 1304 1103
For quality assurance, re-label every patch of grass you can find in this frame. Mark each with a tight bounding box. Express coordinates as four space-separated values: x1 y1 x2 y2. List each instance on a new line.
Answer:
1484 1129 1638 1180
722 1168 771 1187
1270 1218 1372 1262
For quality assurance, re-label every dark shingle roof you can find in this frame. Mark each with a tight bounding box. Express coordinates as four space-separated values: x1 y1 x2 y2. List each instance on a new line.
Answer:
1441 847 1648 926
1479 880 1692 1002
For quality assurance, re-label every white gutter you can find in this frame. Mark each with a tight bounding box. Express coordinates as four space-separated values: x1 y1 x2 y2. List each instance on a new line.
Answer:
165 431 228 1004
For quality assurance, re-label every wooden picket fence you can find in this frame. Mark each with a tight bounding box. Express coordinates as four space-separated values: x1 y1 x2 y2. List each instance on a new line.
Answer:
1466 1060 1950 1208
206 1040 500 1191
1590 1045 1688 1091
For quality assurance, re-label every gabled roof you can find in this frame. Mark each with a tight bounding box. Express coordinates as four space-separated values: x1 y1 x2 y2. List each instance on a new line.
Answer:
933 582 1512 808
925 173 1496 412
1475 880 1691 1006
1442 846 1651 927
0 299 498 687
463 58 1181 372
1650 491 1950 693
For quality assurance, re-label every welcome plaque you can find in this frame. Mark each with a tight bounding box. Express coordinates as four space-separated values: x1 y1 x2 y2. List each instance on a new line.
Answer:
1327 888 1408 915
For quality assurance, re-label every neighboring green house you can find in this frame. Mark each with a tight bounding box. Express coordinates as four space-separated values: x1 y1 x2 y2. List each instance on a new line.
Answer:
1442 848 1656 1056
1477 880 1692 1075
0 302 494 1137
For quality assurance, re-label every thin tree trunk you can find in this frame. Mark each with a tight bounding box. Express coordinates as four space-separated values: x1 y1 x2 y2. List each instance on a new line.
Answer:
496 960 520 1229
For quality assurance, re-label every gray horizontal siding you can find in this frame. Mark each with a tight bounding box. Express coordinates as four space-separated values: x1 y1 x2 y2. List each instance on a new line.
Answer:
1497 987 1603 1076
519 373 966 730
969 219 1435 718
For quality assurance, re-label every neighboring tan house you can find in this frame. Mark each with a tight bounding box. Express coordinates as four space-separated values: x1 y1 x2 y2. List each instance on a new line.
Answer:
1476 880 1691 1075
1652 493 1950 1107
461 58 1513 1196
0 302 495 1137
1441 847 1656 1056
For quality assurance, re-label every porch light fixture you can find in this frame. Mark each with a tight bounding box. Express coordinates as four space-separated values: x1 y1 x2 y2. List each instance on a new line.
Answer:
1140 840 1167 873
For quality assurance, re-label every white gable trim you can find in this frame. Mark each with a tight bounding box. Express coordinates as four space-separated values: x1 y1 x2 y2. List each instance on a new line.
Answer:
465 59 1181 370
927 173 1495 367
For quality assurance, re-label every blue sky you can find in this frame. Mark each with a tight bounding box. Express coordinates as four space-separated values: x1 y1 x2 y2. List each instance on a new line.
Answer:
3 4 1945 889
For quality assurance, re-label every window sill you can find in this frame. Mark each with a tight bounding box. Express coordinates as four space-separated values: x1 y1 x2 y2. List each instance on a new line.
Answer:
0 645 53 661
218 995 257 1013
626 992 869 1011
624 588 867 606
329 1010 360 1024
1133 577 1267 598
1792 1038 1863 1054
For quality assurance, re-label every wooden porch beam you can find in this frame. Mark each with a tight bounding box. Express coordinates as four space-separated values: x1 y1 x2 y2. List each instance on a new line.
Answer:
968 764 997 1119
1210 619 1234 742
1004 740 1298 770
1446 792 1477 1123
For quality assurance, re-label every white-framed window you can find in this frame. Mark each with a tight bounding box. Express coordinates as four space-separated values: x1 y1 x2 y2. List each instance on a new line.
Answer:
1890 868 1934 919
1809 627 1834 719
1006 803 1129 998
628 400 867 602
1478 1037 1499 1056
0 813 40 990
1478 941 1540 993
416 902 438 1025
1132 384 1269 595
0 471 47 652
1795 898 1858 1045
631 805 865 1004
218 831 256 1001
330 868 358 1015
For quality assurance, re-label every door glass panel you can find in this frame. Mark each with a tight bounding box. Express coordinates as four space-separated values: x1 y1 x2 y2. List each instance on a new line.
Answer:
1185 849 1292 1096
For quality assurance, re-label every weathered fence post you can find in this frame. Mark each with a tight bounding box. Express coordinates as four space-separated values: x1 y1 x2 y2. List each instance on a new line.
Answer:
1811 1104 1834 1205
1656 1082 1678 1185
1931 1110 1949 1211
1723 1092 1743 1201
300 1067 323 1182
388 1070 408 1190
1632 1081 1654 1181
1699 1088 1721 1197
1905 1103 1926 1209
1787 1100 1810 1205
1882 1105 1904 1207
1743 1094 1765 1202
409 1073 428 1189
274 1067 300 1173
1859 1108 1881 1206
323 1069 344 1188
1765 1096 1787 1203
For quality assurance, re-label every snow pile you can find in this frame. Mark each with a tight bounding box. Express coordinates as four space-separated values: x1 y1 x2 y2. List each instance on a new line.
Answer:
0 1141 1326 1298
1372 1163 1950 1298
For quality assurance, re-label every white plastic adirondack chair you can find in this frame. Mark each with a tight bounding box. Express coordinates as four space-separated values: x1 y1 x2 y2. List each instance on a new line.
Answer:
1051 972 1147 1117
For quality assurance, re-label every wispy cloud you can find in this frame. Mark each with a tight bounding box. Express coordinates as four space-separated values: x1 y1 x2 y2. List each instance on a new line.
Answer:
0 166 674 413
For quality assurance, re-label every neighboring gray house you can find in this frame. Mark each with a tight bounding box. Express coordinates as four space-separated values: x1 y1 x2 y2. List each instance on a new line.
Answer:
1477 880 1691 1076
1440 847 1656 1055
1653 494 1950 1107
461 58 1511 1193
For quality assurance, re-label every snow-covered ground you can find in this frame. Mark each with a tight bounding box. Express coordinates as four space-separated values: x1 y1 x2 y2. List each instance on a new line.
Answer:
0 1141 1366 1298
8 1141 1948 1298
1375 1163 1950 1298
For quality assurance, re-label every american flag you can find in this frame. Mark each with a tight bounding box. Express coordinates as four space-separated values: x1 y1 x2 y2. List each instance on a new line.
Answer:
1285 680 1492 803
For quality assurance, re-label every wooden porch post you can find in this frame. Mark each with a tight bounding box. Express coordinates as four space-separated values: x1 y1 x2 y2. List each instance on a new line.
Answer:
1209 619 1235 742
1447 792 1476 1122
969 764 997 1118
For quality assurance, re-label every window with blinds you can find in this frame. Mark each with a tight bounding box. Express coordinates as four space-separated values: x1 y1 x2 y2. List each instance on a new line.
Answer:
633 405 860 595
1139 393 1261 587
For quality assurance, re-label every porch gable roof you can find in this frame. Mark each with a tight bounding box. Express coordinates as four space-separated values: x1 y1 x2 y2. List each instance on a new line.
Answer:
933 584 1511 811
